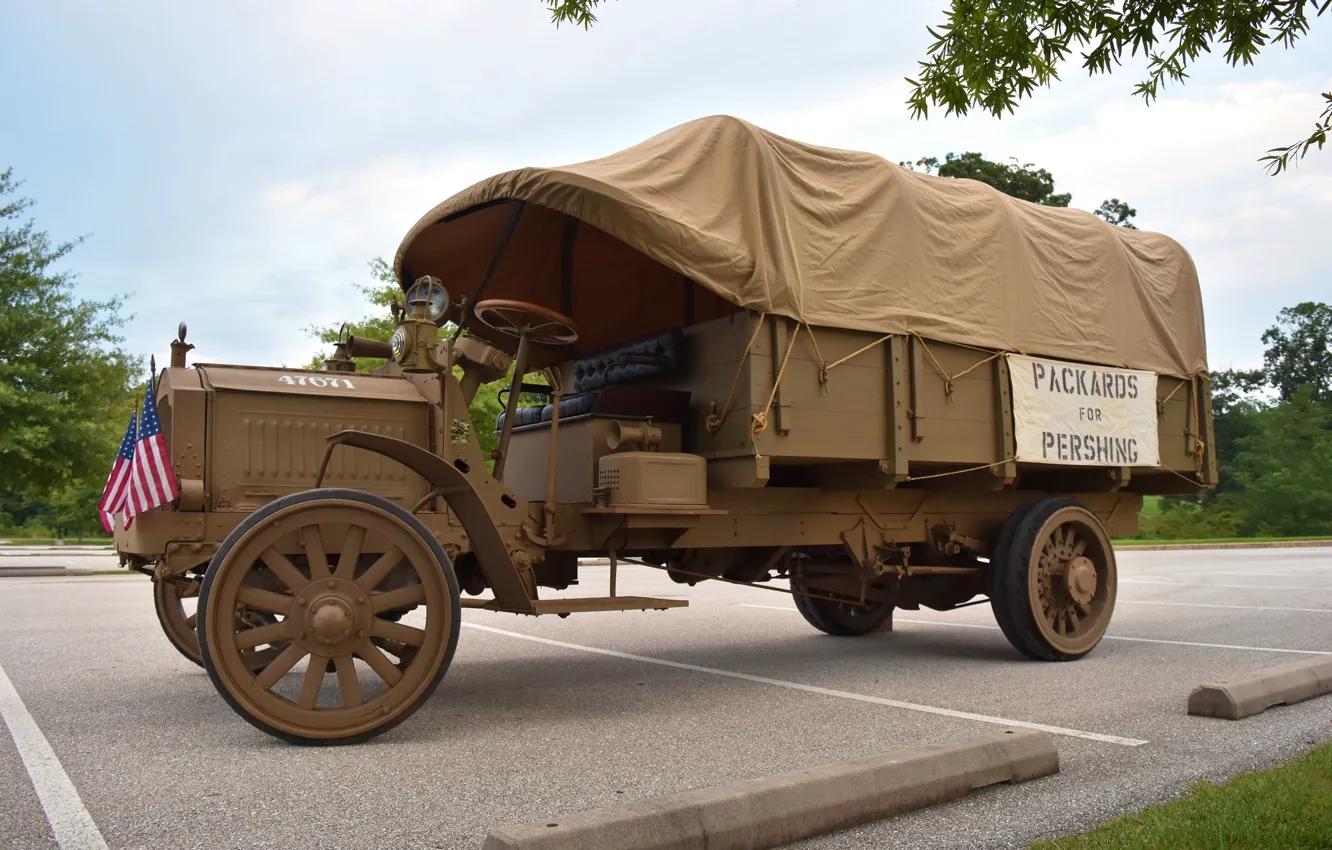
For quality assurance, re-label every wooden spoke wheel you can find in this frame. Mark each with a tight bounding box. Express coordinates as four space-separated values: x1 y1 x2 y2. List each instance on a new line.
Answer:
990 499 1117 661
197 488 461 745
791 582 893 636
154 573 285 670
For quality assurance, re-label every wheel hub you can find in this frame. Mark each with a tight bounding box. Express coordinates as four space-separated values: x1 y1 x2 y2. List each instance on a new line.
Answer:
310 598 354 643
293 578 371 652
1064 556 1098 606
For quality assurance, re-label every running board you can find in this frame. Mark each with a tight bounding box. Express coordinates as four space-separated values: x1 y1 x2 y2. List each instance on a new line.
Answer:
460 596 688 615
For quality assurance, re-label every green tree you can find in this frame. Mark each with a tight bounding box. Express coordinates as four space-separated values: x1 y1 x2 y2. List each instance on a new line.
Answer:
906 153 1140 226
1258 302 1332 403
306 258 398 372
1229 388 1332 536
0 169 136 500
38 482 107 541
1094 199 1139 229
904 1 1329 174
908 152 1072 206
1207 367 1267 495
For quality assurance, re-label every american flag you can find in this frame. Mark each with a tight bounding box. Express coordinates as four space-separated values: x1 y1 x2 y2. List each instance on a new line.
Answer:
123 388 180 526
97 408 138 533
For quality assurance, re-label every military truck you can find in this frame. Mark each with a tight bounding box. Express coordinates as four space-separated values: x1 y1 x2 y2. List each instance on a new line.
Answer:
116 116 1214 744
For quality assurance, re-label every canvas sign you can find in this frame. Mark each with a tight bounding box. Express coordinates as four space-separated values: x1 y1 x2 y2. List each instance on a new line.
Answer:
1007 354 1160 467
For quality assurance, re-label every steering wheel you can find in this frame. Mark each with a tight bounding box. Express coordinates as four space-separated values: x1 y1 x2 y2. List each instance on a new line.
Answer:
472 299 580 347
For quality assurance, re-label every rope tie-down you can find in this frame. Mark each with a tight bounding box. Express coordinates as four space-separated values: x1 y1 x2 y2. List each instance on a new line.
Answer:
705 314 1017 478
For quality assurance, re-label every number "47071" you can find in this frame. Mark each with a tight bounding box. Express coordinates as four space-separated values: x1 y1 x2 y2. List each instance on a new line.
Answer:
278 375 356 389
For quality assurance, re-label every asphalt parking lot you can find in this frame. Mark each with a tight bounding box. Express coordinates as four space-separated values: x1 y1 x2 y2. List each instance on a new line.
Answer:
2 546 1330 850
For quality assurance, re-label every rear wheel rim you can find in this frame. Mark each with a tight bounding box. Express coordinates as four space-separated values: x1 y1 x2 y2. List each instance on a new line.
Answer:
157 575 285 670
1025 507 1116 655
155 575 203 664
202 500 450 740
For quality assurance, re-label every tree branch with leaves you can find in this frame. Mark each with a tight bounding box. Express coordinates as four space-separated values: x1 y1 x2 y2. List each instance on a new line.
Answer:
540 2 1329 175
544 0 610 28
907 0 1329 174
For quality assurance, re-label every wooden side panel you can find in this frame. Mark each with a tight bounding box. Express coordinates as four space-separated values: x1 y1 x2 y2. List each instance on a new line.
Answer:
1155 375 1194 471
658 316 1208 491
747 319 890 462
661 312 759 459
903 338 1002 465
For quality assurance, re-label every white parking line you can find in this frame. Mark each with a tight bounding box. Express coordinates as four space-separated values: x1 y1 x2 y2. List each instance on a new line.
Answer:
1121 579 1332 591
1119 599 1331 614
0 660 108 850
738 604 1332 656
1134 570 1332 579
462 622 1149 747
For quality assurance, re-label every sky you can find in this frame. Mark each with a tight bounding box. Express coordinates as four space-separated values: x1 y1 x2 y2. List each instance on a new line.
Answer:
2 0 1329 375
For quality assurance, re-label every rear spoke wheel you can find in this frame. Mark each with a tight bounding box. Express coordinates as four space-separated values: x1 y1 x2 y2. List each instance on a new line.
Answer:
155 574 286 670
991 499 1116 661
791 579 893 636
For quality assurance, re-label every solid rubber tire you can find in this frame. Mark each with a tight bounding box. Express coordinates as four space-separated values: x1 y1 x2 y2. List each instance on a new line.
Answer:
791 583 893 636
992 497 1106 662
988 499 1048 653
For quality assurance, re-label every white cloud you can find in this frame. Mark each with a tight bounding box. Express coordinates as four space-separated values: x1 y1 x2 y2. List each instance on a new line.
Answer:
7 0 1329 374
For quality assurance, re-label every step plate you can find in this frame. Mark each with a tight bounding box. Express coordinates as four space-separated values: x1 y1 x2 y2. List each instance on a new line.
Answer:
461 596 688 614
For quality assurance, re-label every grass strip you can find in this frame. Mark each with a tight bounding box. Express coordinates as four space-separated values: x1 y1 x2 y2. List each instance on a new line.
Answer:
1114 536 1332 546
1034 742 1332 849
0 538 113 547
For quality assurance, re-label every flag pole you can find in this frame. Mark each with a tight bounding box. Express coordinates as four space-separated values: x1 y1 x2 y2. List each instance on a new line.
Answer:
120 388 141 534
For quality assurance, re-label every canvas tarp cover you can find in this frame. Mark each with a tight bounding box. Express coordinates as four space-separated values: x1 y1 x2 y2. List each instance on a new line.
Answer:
395 115 1207 377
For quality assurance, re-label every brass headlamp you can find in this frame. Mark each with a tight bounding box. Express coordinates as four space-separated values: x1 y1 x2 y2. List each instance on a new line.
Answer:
392 276 450 372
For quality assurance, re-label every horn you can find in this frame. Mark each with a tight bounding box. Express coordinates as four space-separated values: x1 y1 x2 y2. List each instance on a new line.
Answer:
606 419 662 451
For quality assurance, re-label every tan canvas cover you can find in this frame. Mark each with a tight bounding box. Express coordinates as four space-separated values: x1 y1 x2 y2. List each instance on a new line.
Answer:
396 115 1207 377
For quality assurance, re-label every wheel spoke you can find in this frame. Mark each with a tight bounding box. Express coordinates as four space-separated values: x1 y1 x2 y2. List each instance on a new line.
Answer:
370 618 427 647
370 636 412 662
235 619 293 651
253 643 306 691
298 656 329 710
356 639 404 686
1071 538 1087 558
302 525 330 580
355 547 404 592
334 526 366 579
185 613 197 629
236 586 296 615
334 655 362 707
370 583 426 614
261 548 309 593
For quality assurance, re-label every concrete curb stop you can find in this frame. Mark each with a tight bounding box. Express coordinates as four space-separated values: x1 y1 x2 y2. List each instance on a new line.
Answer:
481 729 1059 850
1188 658 1332 720
0 566 94 578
